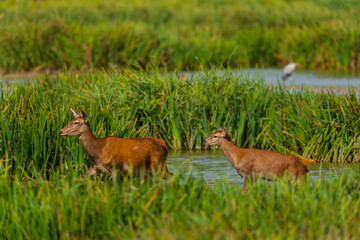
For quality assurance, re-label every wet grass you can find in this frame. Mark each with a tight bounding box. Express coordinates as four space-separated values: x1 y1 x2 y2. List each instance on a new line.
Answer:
0 166 359 239
1 69 360 178
0 0 359 72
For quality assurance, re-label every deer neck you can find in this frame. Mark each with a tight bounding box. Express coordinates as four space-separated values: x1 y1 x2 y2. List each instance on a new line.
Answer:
78 127 102 159
219 138 245 168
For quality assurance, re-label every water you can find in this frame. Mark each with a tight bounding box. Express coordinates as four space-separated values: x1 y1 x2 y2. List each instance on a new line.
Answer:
0 79 37 97
3 68 360 88
180 68 360 89
167 150 353 186
236 68 360 87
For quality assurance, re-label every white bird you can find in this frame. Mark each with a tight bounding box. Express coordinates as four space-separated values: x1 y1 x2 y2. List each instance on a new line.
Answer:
282 62 297 81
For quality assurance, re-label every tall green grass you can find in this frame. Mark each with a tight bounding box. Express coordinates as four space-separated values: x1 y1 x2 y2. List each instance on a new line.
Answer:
1 69 360 177
1 69 360 239
0 166 359 239
0 0 359 72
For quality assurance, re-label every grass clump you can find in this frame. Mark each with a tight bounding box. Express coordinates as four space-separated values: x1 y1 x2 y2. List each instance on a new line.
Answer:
0 0 359 72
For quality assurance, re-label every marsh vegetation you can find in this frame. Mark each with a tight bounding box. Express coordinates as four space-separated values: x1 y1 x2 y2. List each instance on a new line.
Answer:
1 0 360 239
0 0 359 72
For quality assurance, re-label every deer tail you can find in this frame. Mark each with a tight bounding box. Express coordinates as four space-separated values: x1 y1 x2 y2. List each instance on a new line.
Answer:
300 158 316 166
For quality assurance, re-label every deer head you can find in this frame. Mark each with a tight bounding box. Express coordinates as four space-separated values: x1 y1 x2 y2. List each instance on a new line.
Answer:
204 125 228 146
58 108 90 137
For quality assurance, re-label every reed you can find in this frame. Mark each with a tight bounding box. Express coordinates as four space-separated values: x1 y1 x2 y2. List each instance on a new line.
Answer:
1 69 360 177
0 0 359 72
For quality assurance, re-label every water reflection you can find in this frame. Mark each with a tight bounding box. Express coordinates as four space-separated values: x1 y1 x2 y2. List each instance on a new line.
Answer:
167 150 353 186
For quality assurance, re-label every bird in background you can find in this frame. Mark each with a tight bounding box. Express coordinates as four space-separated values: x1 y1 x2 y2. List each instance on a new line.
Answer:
282 62 297 81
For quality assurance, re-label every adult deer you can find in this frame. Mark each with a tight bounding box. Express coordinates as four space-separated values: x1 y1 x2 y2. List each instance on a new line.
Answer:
204 125 315 188
59 108 171 179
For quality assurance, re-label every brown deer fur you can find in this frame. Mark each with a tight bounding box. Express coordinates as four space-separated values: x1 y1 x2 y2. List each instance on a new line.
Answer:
204 126 315 188
59 108 170 178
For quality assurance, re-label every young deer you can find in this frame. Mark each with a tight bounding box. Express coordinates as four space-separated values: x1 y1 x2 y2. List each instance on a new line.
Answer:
204 126 315 188
59 108 171 179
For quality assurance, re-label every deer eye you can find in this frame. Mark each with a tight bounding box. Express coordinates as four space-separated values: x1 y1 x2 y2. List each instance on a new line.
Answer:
213 136 217 138
74 122 79 125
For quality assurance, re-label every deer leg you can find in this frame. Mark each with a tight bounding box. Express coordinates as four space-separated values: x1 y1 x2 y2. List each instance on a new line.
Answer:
150 160 169 180
162 167 173 180
83 166 99 177
237 171 249 189
94 165 113 176
242 177 251 189
242 178 247 189
242 175 256 189
294 174 306 186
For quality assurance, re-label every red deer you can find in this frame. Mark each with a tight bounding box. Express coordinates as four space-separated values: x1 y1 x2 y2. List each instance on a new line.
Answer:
59 108 171 179
204 125 315 188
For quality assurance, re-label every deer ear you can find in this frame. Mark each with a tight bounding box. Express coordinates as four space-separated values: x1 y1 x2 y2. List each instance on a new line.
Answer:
223 126 227 135
215 124 222 131
80 110 89 123
70 108 81 118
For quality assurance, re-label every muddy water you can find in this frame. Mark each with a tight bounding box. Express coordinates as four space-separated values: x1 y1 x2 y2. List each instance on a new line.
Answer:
167 150 353 186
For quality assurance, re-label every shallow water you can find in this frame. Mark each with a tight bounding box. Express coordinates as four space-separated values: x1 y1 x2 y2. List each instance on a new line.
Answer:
4 68 360 88
167 150 353 186
235 68 360 87
181 68 360 88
